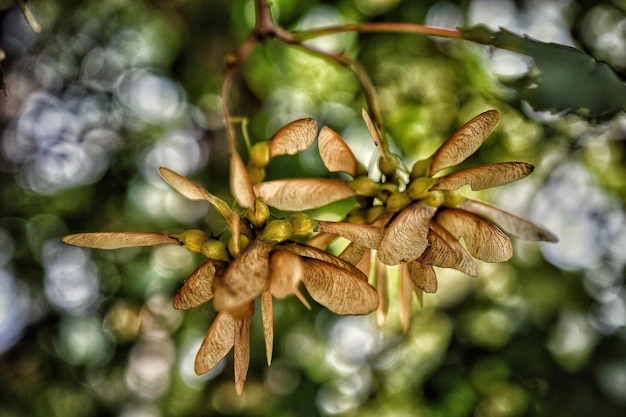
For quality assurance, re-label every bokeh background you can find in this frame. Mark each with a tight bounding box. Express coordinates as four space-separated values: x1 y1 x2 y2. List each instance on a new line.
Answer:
1 0 626 416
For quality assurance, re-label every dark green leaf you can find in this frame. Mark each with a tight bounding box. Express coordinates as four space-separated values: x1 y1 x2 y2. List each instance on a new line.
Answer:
460 25 626 119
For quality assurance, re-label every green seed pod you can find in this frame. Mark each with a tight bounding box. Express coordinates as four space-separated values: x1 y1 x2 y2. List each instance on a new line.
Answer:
171 229 209 253
422 190 445 208
364 205 385 224
346 208 367 225
376 183 397 203
249 141 270 168
444 190 464 208
386 190 411 213
228 234 250 257
289 213 319 236
257 219 293 243
407 177 438 200
247 198 270 229
247 165 266 185
348 176 379 197
201 239 230 261
378 153 398 176
410 158 432 180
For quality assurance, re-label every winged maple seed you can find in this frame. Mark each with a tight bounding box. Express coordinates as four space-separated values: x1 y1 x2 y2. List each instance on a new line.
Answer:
61 118 385 394
249 110 558 331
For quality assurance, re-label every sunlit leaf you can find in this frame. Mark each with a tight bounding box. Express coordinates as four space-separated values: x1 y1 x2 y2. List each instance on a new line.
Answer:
268 118 318 157
428 222 478 276
269 250 304 298
407 261 437 293
195 312 235 375
318 126 358 176
461 25 626 119
234 315 251 396
158 167 233 222
253 179 356 211
429 110 500 176
61 232 179 249
261 290 273 366
378 204 437 265
230 152 257 212
301 258 379 315
460 199 558 242
317 221 383 249
435 208 513 262
213 240 273 313
431 162 534 191
174 260 228 310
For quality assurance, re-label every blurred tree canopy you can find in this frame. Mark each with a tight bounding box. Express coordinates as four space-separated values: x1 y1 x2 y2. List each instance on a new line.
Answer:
1 0 626 416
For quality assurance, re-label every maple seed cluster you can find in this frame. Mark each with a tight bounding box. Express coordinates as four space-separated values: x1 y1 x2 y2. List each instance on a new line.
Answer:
255 109 558 331
61 109 557 393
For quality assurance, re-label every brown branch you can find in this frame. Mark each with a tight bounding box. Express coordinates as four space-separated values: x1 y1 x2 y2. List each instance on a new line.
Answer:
220 0 461 155
221 0 294 152
222 35 258 150
293 23 462 42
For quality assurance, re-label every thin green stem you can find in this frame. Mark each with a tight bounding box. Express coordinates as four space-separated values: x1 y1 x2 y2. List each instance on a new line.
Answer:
230 117 252 150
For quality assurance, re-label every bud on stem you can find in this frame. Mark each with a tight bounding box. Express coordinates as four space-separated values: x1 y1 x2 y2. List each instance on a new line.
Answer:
257 219 293 243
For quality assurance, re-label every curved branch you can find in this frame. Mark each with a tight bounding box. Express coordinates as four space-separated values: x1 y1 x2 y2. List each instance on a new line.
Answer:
221 0 461 155
293 23 461 42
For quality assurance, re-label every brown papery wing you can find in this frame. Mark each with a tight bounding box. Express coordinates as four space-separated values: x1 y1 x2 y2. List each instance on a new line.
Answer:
234 316 252 396
261 290 273 366
159 167 233 222
269 250 304 298
317 221 383 249
173 260 228 310
253 179 355 211
301 258 379 315
431 162 534 191
378 204 436 265
460 199 558 242
407 261 438 293
268 118 318 157
428 222 478 276
212 239 273 312
435 208 513 263
194 312 235 375
61 232 179 249
429 109 500 176
230 152 257 212
318 126 358 176
282 242 369 282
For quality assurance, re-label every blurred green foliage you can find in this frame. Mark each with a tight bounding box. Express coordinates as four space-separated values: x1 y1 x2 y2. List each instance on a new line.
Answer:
1 0 626 416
